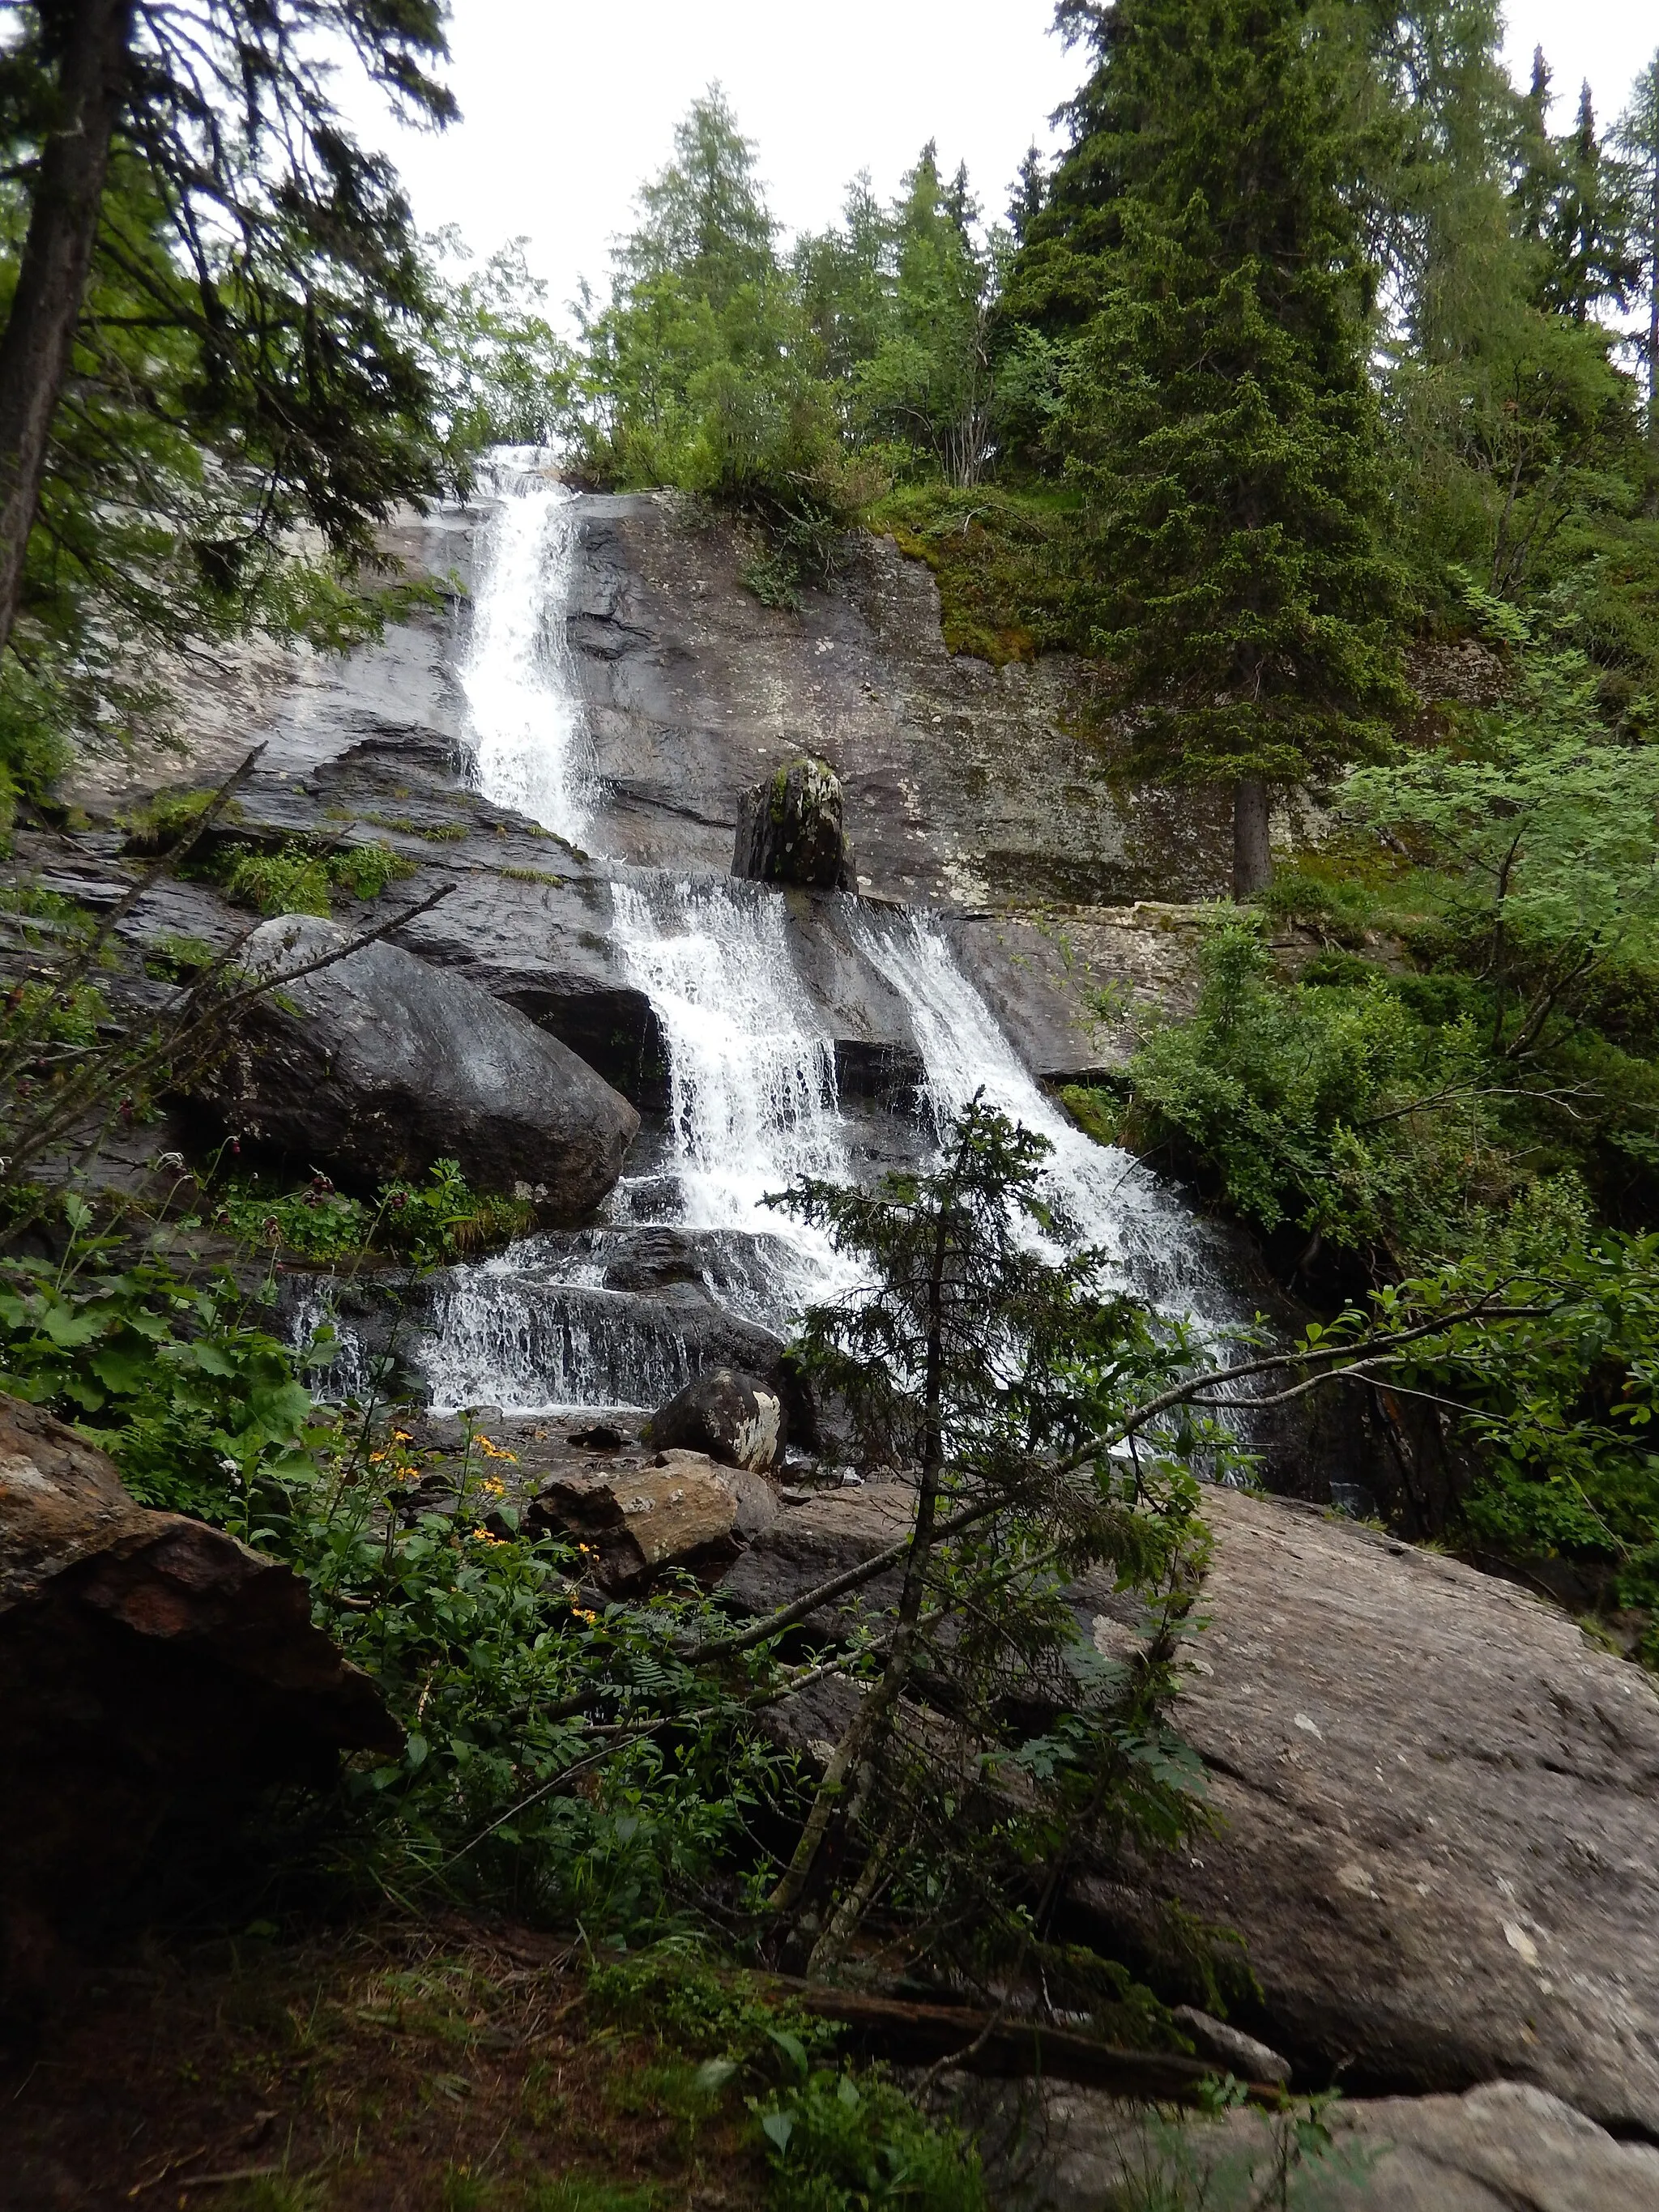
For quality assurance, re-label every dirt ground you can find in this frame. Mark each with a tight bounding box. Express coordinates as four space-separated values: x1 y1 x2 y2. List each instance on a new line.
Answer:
1 1919 770 2212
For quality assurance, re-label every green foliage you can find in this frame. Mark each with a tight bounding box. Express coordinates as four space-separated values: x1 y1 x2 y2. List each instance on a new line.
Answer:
122 786 225 855
1123 917 1520 1268
753 2047 985 2212
0 2 456 805
213 838 416 918
0 1217 326 1517
765 1099 1225 1985
1020 0 1408 798
1346 614 1659 1048
587 1949 834 2065
1380 1194 1659 1642
425 232 579 451
867 483 1074 663
213 1158 534 1265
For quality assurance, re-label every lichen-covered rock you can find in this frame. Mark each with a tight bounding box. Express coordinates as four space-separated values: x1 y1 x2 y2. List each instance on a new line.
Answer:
204 914 638 1218
642 1367 787 1472
719 1481 1659 2133
970 2078 1659 2212
1070 1489 1659 2134
732 757 853 889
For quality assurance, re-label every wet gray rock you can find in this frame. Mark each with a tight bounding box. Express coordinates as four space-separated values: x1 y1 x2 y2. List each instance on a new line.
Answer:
568 496 1234 906
733 757 853 890
643 1367 787 1473
714 1483 916 1632
204 914 638 1218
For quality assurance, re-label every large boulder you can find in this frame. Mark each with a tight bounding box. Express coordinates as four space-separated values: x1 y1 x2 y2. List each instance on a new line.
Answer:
207 915 638 1218
732 757 854 889
972 2077 1659 2212
1071 1490 1659 2133
642 1367 787 1472
0 1396 397 2022
718 1483 1659 2135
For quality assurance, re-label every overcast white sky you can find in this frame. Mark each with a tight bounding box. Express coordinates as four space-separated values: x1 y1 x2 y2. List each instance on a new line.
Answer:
354 2 1659 326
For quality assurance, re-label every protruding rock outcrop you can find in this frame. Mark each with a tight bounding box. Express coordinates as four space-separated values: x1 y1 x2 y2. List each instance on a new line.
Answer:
732 757 855 890
642 1366 787 1473
0 1396 397 2022
205 914 638 1218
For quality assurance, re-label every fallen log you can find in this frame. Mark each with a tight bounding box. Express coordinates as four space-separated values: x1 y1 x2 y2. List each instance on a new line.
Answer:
766 1979 1286 2106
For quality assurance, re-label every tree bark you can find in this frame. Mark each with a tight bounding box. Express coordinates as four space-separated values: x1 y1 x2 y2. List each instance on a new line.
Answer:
1231 774 1273 901
0 0 135 663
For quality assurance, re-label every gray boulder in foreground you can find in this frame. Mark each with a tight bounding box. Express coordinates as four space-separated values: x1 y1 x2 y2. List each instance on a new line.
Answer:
1073 1488 1659 2133
724 1484 1659 2133
972 2078 1659 2212
209 915 638 1217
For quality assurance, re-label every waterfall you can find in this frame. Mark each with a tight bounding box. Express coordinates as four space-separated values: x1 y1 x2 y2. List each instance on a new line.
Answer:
458 455 593 847
415 467 1229 1416
852 909 1234 1322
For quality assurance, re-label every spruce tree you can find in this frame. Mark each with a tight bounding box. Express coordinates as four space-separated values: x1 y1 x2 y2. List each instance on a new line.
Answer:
1015 0 1405 897
1614 49 1659 476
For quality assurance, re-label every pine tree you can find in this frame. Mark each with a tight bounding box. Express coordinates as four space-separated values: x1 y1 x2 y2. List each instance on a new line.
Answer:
1529 78 1640 325
1614 49 1659 475
1016 0 1405 897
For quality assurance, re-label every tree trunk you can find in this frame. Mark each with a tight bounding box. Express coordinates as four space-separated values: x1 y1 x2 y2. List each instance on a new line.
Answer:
0 0 135 663
1231 775 1273 901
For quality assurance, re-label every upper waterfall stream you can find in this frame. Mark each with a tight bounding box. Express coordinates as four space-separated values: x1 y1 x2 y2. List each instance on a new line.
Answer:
418 460 1232 1416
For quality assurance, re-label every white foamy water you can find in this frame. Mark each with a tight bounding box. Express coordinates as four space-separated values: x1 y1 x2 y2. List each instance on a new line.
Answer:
406 462 1233 1415
459 454 592 847
610 877 847 1226
853 910 1235 1324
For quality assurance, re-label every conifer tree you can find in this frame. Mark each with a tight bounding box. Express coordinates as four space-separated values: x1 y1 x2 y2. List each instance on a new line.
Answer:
1016 0 1405 897
1615 49 1659 473
0 0 454 680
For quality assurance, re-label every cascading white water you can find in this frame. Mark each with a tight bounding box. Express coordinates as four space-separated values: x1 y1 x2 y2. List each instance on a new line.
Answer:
458 455 592 848
608 876 855 1251
416 465 1233 1414
851 909 1235 1323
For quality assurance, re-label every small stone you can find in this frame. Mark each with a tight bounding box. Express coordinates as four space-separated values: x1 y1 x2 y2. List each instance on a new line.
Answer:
1171 2005 1291 2087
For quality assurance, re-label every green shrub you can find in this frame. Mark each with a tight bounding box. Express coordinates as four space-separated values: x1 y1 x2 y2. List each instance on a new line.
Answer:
215 838 416 917
753 2048 985 2212
1122 917 1519 1267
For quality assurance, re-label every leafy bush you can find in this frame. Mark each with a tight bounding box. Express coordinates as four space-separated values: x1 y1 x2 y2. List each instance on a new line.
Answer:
0 1209 325 1515
1383 1190 1659 1649
214 1158 533 1264
1120 918 1520 1272
753 2044 985 2212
